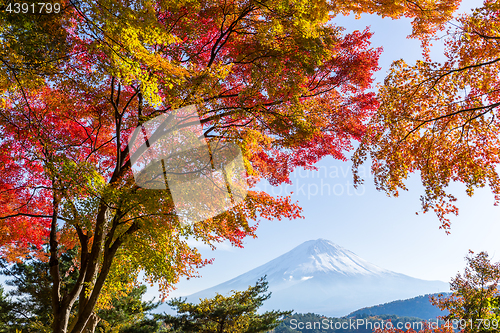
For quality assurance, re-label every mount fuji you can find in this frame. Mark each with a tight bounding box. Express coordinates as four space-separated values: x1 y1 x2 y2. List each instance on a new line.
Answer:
184 239 448 317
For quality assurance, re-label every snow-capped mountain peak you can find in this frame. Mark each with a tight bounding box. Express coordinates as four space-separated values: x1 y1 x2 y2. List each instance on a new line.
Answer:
182 239 449 317
286 239 389 275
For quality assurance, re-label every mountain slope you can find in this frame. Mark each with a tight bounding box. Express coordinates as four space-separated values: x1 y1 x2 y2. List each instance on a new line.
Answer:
348 292 451 320
184 239 449 317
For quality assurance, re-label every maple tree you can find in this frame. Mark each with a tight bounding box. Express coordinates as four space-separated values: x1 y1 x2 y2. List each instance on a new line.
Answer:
0 0 460 332
353 0 500 230
431 251 500 333
376 251 500 333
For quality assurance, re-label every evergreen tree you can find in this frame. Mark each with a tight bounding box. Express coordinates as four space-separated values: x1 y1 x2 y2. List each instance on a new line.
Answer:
97 285 160 333
0 284 16 333
1 250 159 333
118 314 170 333
164 276 291 333
1 249 79 332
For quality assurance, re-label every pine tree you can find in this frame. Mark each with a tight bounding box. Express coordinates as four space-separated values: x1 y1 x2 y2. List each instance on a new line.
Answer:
0 283 16 333
164 276 291 333
1 250 159 333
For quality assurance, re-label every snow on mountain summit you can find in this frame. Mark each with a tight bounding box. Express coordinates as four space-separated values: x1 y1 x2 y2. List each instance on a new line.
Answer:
285 239 389 276
213 238 390 287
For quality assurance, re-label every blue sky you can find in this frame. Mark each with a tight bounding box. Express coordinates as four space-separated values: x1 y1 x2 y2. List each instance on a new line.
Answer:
0 0 490 309
149 0 499 301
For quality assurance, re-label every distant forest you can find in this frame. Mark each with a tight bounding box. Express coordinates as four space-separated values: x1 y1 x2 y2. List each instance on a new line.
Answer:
347 293 450 320
273 313 447 333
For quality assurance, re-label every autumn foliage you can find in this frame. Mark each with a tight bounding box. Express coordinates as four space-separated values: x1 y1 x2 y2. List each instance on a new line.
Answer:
376 251 500 333
354 0 500 230
431 251 500 333
0 0 461 332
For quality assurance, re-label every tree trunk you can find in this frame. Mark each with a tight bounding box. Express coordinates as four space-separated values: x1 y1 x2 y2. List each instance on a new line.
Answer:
83 313 100 333
52 306 72 333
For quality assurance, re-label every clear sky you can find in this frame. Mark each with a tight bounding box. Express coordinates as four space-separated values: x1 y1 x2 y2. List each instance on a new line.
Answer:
0 0 488 307
145 0 498 302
